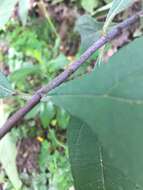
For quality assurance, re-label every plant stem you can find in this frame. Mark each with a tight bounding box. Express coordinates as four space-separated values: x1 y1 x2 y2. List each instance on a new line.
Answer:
0 11 142 139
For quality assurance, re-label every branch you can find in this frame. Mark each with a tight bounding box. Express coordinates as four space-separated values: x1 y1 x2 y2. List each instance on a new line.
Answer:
0 11 143 139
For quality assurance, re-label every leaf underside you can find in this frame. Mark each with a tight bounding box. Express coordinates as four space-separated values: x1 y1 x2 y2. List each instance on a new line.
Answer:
0 72 13 98
49 37 143 189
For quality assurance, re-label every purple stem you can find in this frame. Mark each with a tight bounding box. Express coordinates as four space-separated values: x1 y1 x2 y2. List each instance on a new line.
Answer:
0 11 142 139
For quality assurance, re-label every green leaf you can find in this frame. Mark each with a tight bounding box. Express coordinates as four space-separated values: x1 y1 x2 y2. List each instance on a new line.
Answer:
105 0 112 3
0 72 13 98
0 0 18 28
40 102 55 128
48 37 143 189
103 0 134 31
68 116 138 190
10 65 40 82
56 107 70 129
81 0 99 13
18 0 29 25
48 53 69 73
0 135 22 189
38 140 50 171
25 104 40 119
75 15 103 50
0 101 22 190
93 2 113 15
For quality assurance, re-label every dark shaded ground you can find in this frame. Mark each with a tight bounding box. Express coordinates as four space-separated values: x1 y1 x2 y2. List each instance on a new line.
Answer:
16 138 40 173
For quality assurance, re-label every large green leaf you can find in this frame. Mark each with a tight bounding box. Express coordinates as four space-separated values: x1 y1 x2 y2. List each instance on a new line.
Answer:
75 15 103 50
0 0 18 28
68 116 139 190
47 37 143 189
103 0 134 31
0 72 13 98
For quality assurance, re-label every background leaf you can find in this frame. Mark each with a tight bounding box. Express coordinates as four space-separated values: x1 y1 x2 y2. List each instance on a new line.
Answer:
0 72 13 98
103 0 134 31
0 101 22 190
0 0 18 28
75 15 103 50
40 102 55 128
48 53 69 73
81 0 99 13
49 37 143 189
10 65 40 82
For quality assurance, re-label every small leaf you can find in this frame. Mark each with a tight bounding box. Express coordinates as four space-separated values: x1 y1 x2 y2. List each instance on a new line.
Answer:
25 104 40 119
103 0 134 31
56 107 70 129
75 15 103 50
40 102 55 128
48 53 69 72
0 0 18 28
81 0 99 13
38 140 50 171
0 72 13 98
93 2 113 15
10 65 40 83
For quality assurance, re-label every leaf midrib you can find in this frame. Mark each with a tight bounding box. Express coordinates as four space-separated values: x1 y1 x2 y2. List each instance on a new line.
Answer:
50 65 143 104
50 94 143 105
